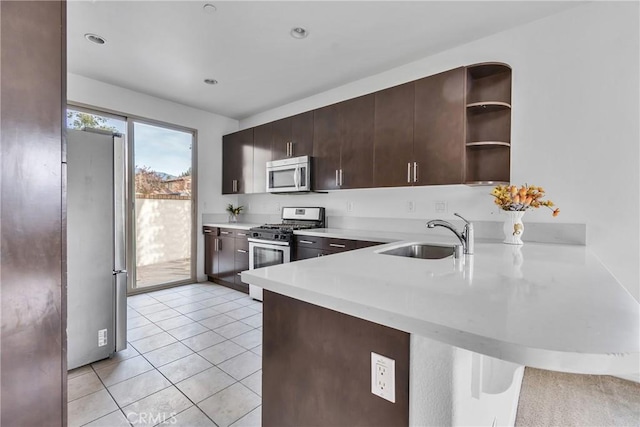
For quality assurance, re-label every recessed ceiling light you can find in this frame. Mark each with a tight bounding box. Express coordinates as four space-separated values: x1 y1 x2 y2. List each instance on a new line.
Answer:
84 33 106 45
290 27 309 39
204 78 218 85
203 3 216 14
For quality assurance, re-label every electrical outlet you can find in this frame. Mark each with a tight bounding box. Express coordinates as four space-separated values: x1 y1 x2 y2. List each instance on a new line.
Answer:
407 201 415 213
347 201 354 213
435 201 448 213
371 352 396 403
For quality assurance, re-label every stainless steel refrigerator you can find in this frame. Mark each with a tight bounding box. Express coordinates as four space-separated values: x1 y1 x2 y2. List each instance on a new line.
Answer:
67 128 128 370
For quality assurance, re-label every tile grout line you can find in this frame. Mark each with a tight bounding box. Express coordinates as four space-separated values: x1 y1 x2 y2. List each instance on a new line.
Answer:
71 284 262 427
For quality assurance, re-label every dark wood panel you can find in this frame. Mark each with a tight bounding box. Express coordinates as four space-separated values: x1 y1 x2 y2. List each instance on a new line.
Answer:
313 104 342 190
322 237 357 252
271 117 292 160
293 246 327 261
290 111 314 158
414 67 466 185
253 123 272 194
216 235 237 283
1 1 67 425
263 291 410 426
203 227 219 277
356 240 384 249
341 94 375 189
374 82 415 187
222 129 253 194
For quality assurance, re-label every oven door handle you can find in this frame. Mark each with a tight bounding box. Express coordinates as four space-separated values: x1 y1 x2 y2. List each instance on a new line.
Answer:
248 238 290 247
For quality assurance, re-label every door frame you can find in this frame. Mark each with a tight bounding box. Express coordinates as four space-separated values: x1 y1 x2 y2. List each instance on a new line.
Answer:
67 102 198 295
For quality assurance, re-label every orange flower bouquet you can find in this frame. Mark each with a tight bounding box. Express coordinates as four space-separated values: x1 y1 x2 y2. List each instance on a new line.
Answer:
491 184 560 217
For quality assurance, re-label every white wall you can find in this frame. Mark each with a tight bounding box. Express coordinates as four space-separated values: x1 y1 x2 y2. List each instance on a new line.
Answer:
136 198 191 266
238 2 640 300
67 74 239 281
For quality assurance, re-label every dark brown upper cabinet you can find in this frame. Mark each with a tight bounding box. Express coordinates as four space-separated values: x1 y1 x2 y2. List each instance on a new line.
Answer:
253 122 273 193
413 67 466 185
464 62 512 185
221 62 511 194
313 104 342 190
312 95 375 191
272 111 314 160
373 82 415 187
222 128 253 194
339 94 375 189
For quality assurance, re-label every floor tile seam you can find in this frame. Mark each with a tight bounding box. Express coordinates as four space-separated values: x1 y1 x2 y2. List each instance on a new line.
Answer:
134 352 219 427
138 341 196 366
94 362 156 388
208 389 262 427
66 371 105 404
192 380 241 406
126 314 159 331
145 349 197 369
71 365 124 426
128 329 172 346
154 319 201 333
78 408 131 427
145 311 185 323
131 331 182 360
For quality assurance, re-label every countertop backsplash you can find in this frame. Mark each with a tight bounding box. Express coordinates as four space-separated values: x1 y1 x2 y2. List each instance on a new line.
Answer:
202 212 586 245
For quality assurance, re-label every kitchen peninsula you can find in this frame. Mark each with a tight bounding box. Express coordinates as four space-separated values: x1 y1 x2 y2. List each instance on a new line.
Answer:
241 236 639 426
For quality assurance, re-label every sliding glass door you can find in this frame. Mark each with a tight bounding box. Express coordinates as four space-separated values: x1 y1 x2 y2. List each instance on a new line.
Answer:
130 120 196 291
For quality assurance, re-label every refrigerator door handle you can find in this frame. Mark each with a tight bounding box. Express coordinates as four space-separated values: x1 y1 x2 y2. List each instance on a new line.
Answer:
114 271 127 352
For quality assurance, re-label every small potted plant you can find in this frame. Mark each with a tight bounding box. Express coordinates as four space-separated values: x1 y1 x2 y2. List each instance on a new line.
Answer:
226 204 244 223
491 184 559 245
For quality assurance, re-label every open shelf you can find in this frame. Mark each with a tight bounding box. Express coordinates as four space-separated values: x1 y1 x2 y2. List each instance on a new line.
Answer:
465 62 512 184
465 180 510 187
466 141 510 147
466 101 511 112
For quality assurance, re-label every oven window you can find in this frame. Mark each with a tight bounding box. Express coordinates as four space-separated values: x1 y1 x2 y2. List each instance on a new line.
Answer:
253 246 285 269
270 169 296 188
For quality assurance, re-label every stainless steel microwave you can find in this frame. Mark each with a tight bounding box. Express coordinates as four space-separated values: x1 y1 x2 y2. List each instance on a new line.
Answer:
266 156 311 193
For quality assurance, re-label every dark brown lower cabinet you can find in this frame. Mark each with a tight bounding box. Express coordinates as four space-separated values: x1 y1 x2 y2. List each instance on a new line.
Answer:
293 235 382 261
204 228 249 293
263 291 410 426
234 237 250 289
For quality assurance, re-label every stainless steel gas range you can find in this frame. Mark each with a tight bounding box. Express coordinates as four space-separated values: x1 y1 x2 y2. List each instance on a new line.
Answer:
248 207 325 301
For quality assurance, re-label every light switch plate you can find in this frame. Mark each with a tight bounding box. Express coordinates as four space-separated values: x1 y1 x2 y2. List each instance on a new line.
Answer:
371 352 396 403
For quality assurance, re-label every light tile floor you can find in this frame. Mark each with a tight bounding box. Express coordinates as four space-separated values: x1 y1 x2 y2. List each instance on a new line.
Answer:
68 283 263 427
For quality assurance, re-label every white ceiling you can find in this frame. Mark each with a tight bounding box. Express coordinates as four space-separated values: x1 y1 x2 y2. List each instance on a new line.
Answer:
68 1 582 120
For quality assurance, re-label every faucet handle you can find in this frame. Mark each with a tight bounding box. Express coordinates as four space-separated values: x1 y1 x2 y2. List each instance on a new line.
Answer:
454 213 471 225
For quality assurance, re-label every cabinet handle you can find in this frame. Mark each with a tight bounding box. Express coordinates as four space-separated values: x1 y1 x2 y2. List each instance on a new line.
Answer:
335 170 339 187
299 240 315 245
220 231 231 235
407 163 411 183
329 243 346 248
204 230 212 234
413 162 418 183
237 232 247 237
232 179 238 193
214 239 219 252
237 249 248 253
339 169 343 186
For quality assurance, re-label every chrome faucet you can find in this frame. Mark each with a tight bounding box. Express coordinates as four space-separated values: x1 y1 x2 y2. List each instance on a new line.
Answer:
426 213 474 255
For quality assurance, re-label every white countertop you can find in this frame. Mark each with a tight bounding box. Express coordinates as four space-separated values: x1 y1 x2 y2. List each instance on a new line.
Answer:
203 222 262 231
242 240 639 375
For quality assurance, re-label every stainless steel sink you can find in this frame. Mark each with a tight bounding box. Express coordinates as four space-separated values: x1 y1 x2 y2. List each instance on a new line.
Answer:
378 243 461 260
